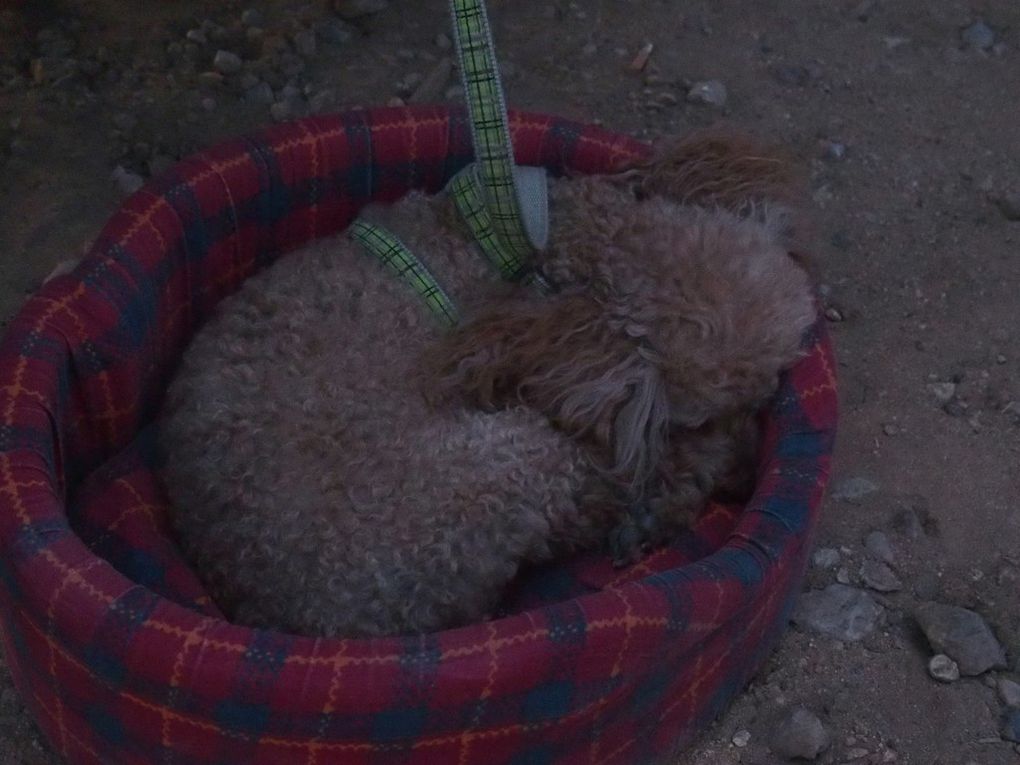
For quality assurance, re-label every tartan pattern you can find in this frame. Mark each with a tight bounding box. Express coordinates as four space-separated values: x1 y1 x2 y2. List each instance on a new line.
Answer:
450 0 547 270
349 220 461 326
0 106 838 764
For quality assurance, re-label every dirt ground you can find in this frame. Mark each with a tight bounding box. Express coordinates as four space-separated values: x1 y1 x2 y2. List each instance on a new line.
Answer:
1 0 1019 763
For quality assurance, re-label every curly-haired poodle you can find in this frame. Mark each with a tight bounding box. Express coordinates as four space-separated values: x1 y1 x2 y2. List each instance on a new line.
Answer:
158 132 817 638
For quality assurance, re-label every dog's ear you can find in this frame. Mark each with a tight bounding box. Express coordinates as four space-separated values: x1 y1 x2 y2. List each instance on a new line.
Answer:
429 293 668 487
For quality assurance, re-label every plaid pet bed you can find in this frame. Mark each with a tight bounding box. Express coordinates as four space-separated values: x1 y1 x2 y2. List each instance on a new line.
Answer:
0 106 838 764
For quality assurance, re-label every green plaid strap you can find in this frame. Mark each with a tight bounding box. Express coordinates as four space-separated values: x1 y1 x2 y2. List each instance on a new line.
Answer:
349 220 461 326
448 0 549 278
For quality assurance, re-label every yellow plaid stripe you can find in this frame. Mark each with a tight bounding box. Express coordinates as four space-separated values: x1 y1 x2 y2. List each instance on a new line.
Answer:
349 220 460 326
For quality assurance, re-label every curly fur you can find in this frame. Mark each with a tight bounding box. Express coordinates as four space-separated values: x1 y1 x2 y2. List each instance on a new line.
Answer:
159 133 817 638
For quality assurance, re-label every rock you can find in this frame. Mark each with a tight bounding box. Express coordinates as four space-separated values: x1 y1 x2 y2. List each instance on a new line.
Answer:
793 584 883 642
928 653 960 682
201 96 217 112
147 154 174 177
186 28 209 46
835 567 851 585
293 29 316 57
914 603 1007 675
991 193 1020 221
333 0 389 19
111 112 137 133
732 729 751 747
772 63 811 87
812 547 840 569
831 477 879 503
435 32 452 50
687 79 727 107
241 8 265 27
309 88 337 113
213 49 243 74
1002 709 1020 743
410 57 453 103
961 20 995 50
824 306 844 322
111 165 144 195
928 381 956 403
999 678 1020 707
860 560 902 592
316 18 356 45
770 707 830 760
864 530 896 564
243 81 275 105
270 101 293 121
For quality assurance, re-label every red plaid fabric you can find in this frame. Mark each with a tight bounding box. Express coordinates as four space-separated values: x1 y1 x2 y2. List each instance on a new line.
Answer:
0 107 838 764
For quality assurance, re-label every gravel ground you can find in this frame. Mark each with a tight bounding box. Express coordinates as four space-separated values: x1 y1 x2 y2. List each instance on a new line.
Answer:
1 1 1019 762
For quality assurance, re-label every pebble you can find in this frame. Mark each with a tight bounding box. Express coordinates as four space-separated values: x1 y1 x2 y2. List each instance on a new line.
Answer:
860 560 902 592
961 20 995 50
243 81 275 105
1001 709 1020 743
686 80 727 107
111 165 144 195
213 49 243 74
186 29 208 46
812 547 840 569
793 584 883 642
309 88 337 113
434 33 452 50
914 602 1007 675
241 8 265 27
333 0 389 19
999 678 1020 707
882 423 899 436
831 477 879 503
770 707 830 760
410 57 453 103
991 193 1020 221
201 96 216 112
824 306 844 322
147 154 174 177
731 729 751 747
927 381 956 404
864 530 896 565
928 653 960 682
293 29 317 57
316 18 356 45
822 140 847 161
836 567 851 585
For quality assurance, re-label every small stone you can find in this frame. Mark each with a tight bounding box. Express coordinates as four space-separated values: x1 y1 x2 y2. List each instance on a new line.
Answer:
961 20 995 50
882 423 899 436
333 0 389 19
111 112 137 132
831 477 879 503
241 8 265 27
823 140 847 161
770 707 830 760
293 29 316 57
687 79 727 107
812 547 840 569
772 63 811 87
942 398 968 417
1001 709 1020 743
927 381 956 404
387 96 405 107
186 28 208 46
915 602 1007 675
836 567 851 585
444 84 463 100
111 165 144 195
732 729 751 747
861 560 902 592
824 306 844 322
864 530 896 564
245 81 275 105
270 101 292 121
991 193 1020 221
999 678 1020 707
201 96 216 112
410 57 453 103
317 18 356 45
793 584 883 642
147 154 174 177
844 748 870 760
309 88 337 113
434 32 451 50
928 653 960 682
197 71 224 88
213 49 243 74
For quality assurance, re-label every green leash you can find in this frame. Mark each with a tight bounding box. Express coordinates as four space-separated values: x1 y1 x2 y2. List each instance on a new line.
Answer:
348 220 460 327
447 0 549 280
350 0 551 323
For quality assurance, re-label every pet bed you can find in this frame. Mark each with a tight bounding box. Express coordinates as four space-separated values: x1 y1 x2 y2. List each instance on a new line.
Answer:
0 106 838 764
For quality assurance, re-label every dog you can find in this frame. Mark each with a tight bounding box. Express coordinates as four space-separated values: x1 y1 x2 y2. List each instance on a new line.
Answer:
158 131 817 638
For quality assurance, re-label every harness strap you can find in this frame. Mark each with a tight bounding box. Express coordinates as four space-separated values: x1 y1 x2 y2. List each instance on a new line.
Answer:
349 220 461 327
